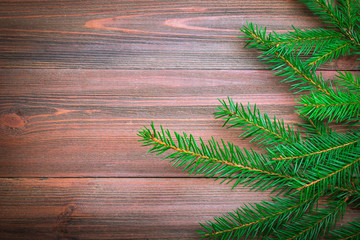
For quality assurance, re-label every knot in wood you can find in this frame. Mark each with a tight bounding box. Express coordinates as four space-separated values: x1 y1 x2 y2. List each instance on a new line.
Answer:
0 113 25 129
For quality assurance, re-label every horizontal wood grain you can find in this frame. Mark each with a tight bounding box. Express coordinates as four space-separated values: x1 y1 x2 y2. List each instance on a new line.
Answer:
0 0 358 70
0 69 346 177
0 178 359 240
0 178 272 240
1 0 359 239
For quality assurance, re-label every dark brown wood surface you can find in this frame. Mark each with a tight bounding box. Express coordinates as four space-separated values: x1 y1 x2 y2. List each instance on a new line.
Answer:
0 0 359 239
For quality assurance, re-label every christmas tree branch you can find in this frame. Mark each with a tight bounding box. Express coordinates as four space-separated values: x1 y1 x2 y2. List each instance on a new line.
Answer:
296 115 333 137
299 0 360 46
296 87 360 122
296 153 360 197
138 123 302 192
269 27 343 56
138 1 360 238
200 193 319 239
306 41 351 68
272 198 348 240
270 131 360 162
329 217 360 240
241 23 333 95
335 71 360 93
214 98 302 148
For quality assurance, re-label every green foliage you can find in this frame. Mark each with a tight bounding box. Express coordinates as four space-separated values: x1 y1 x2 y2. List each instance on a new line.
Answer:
329 217 360 239
198 193 319 240
268 27 343 56
268 131 360 169
214 98 302 147
138 123 301 193
270 199 348 240
241 23 333 94
295 115 334 137
335 71 360 93
306 40 351 68
296 85 360 122
138 0 360 239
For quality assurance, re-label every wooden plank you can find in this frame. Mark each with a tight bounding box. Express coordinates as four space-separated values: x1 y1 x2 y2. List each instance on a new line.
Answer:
1 69 347 177
0 0 357 70
1 1 359 240
0 178 358 240
0 178 271 240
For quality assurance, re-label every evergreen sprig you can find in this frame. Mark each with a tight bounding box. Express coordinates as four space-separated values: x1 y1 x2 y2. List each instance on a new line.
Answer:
296 84 360 122
270 199 348 240
268 131 360 168
335 71 360 93
306 40 352 68
214 98 302 148
299 0 360 46
138 123 301 193
138 0 360 239
329 217 360 240
296 152 360 197
241 23 335 94
199 193 319 240
296 115 334 136
268 27 343 56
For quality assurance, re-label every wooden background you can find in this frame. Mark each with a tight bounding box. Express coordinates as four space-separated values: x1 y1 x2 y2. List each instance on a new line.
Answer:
0 0 359 239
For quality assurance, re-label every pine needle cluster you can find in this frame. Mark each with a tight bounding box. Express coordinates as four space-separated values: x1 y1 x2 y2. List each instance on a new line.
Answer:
138 0 360 239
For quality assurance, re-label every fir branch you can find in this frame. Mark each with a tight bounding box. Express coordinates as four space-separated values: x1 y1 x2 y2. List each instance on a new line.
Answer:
333 186 360 196
214 98 302 148
334 186 360 208
271 198 348 240
296 114 333 137
296 152 360 197
268 132 360 182
298 158 359 191
200 193 319 240
270 131 360 162
241 23 333 95
330 185 360 210
296 85 360 122
269 27 343 56
338 0 360 29
299 0 346 27
306 40 352 68
335 71 360 93
348 192 360 208
138 123 302 192
299 0 360 46
328 217 360 240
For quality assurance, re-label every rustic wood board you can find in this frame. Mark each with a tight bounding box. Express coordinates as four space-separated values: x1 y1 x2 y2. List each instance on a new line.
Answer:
0 0 357 70
0 178 359 240
1 69 304 177
0 69 353 177
0 178 273 240
0 0 359 239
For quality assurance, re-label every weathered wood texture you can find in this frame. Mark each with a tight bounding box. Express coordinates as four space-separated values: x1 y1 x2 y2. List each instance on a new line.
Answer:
0 178 359 240
0 178 272 240
0 0 358 69
0 0 359 239
1 69 312 177
0 69 353 177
